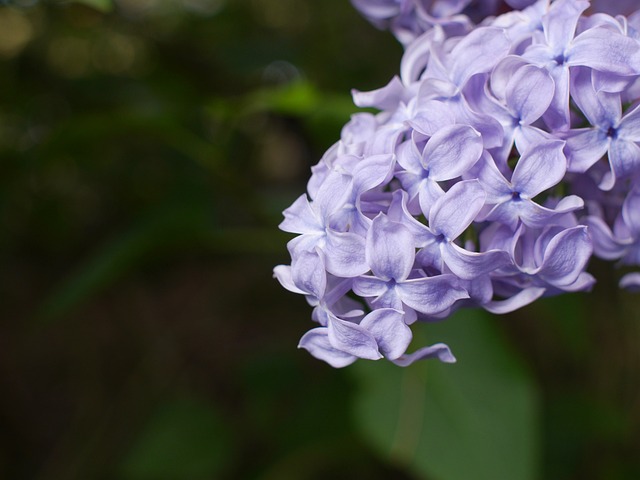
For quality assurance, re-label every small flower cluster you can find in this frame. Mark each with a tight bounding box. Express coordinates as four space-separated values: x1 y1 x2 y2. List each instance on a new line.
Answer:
350 0 536 45
351 0 640 45
275 0 640 367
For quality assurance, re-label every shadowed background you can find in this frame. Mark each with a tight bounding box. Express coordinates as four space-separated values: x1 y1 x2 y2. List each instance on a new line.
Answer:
1 1 639 479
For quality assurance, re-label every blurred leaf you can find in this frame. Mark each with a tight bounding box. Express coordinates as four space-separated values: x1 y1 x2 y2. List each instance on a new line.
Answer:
351 309 540 480
36 202 212 322
70 0 114 12
120 397 233 480
210 80 367 130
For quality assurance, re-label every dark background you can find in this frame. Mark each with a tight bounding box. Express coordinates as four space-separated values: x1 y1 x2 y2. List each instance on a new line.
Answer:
1 1 639 479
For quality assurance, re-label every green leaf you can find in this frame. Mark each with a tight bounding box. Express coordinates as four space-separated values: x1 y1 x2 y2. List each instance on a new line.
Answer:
119 397 234 480
351 309 540 480
69 0 114 12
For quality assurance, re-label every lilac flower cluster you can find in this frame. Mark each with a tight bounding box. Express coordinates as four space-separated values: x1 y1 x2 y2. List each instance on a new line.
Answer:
275 0 640 367
351 0 639 45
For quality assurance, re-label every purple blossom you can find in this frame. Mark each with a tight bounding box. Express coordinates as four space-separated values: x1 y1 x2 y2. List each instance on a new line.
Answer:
275 0 640 367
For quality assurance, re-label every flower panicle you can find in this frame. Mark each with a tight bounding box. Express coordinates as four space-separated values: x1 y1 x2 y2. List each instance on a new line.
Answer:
275 0 640 367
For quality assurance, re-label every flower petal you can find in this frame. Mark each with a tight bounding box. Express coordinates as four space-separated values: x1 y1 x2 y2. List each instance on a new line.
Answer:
366 214 415 281
512 139 566 197
392 343 456 366
441 242 511 280
327 314 382 360
360 308 412 360
424 124 483 181
397 275 469 316
430 179 486 240
298 328 357 368
323 230 369 277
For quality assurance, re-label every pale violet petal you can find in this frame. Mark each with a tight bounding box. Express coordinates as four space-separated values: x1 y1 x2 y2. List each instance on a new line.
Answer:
360 308 412 360
392 343 456 366
298 328 357 368
327 314 382 360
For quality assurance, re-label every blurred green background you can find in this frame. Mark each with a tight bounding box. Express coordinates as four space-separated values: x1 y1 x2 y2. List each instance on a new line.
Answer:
1 0 639 479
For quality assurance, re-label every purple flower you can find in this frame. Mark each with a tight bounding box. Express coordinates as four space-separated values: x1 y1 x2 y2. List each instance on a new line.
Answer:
276 0 640 367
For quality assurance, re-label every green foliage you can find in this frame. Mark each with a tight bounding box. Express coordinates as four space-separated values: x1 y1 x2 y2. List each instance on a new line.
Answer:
352 309 540 480
70 0 114 12
119 397 234 479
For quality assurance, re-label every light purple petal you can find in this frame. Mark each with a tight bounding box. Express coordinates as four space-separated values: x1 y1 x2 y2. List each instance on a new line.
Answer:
366 214 415 281
291 249 327 299
397 275 469 315
622 189 640 235
315 171 352 219
506 64 555 125
352 153 395 194
539 226 592 287
512 140 566 197
584 215 629 260
298 328 357 368
429 179 486 240
563 128 609 173
449 27 511 86
324 230 369 277
620 272 640 291
483 287 546 314
352 76 405 110
328 314 382 360
543 65 571 131
392 343 456 366
569 28 640 75
570 67 621 127
279 194 322 234
352 275 388 298
441 242 511 280
618 103 640 142
424 124 483 181
273 265 306 295
542 0 587 50
610 139 640 181
360 308 412 360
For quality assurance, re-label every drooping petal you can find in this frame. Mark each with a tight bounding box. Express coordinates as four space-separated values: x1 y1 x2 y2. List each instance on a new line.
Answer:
327 314 382 360
273 265 307 295
539 226 592 287
360 308 412 360
352 75 406 110
620 272 640 291
279 194 322 234
291 249 327 299
441 242 511 280
298 328 357 368
397 275 469 315
392 343 456 366
584 215 630 260
483 287 547 314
